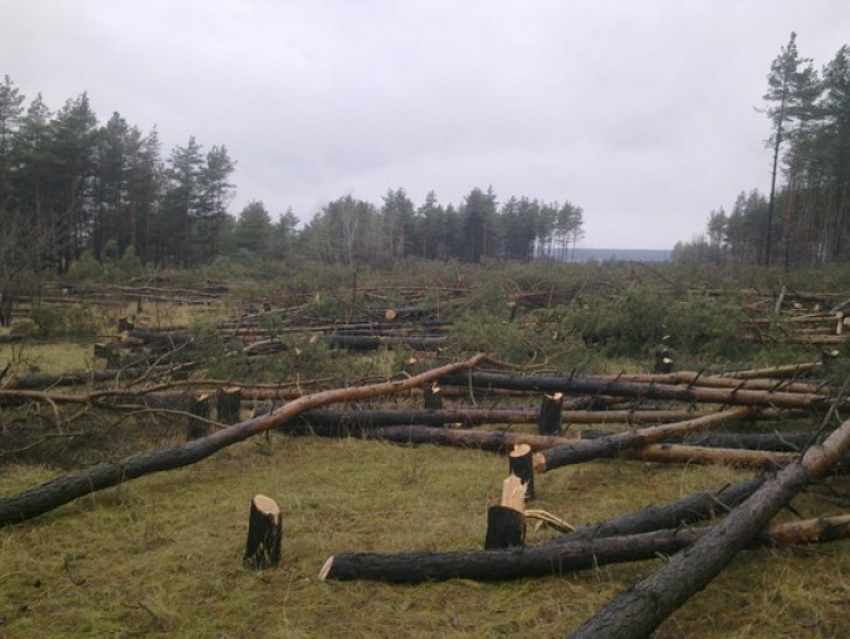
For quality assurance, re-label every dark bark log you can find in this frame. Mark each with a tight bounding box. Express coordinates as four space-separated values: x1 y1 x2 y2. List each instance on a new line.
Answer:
538 393 564 435
303 424 572 453
0 354 488 527
324 334 446 351
285 408 539 431
243 494 282 569
550 477 764 544
683 431 811 452
2 367 149 390
571 418 850 639
439 370 837 411
318 511 850 584
534 407 753 473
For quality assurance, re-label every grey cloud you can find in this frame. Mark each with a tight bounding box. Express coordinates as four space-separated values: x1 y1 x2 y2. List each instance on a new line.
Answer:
3 0 850 248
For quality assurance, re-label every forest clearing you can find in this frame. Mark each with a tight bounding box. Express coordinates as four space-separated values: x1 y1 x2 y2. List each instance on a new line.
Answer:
3 260 850 637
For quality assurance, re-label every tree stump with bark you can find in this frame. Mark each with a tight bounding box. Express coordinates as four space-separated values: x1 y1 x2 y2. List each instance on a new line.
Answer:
538 392 564 435
187 392 212 440
485 475 527 549
243 494 283 569
508 444 535 500
217 386 242 423
423 383 443 410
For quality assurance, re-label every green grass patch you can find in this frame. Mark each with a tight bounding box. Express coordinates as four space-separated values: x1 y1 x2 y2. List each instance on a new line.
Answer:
2 436 850 637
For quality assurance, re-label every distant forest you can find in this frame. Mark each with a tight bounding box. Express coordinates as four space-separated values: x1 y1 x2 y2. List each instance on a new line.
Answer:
676 34 850 269
0 76 583 275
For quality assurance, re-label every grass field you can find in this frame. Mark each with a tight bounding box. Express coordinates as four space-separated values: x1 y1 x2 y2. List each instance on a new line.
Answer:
2 429 850 637
3 263 850 636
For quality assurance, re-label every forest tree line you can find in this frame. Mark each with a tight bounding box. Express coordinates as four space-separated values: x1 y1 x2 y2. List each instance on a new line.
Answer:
676 34 850 269
0 76 583 280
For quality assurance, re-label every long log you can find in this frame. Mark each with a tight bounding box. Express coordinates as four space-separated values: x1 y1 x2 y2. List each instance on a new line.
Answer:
617 371 827 395
297 423 850 477
0 354 488 527
618 443 795 470
302 423 573 453
318 513 850 584
548 476 765 544
571 418 850 638
533 407 753 473
291 408 710 430
438 370 836 410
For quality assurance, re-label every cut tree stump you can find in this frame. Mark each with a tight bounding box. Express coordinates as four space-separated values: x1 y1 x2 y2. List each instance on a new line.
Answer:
508 444 535 500
538 392 564 435
422 383 443 410
187 392 212 440
243 494 283 569
217 386 242 423
485 475 526 549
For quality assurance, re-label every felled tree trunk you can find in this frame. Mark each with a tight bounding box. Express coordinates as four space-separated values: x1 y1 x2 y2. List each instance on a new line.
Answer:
550 476 765 544
317 513 850 584
243 494 282 569
618 443 795 470
305 424 573 454
438 370 837 411
571 418 850 639
533 407 753 473
0 353 488 528
287 407 538 432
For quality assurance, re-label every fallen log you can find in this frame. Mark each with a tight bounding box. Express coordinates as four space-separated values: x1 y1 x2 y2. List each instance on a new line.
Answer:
318 512 850 584
288 407 540 431
719 361 824 379
300 423 573 453
533 407 753 473
618 443 794 470
571 417 850 639
549 476 764 544
438 370 837 411
683 431 811 452
617 371 827 395
324 334 446 351
295 423 850 477
0 353 489 527
290 407 710 430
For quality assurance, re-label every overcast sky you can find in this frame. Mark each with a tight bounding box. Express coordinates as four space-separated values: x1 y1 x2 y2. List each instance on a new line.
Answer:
4 1 850 249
